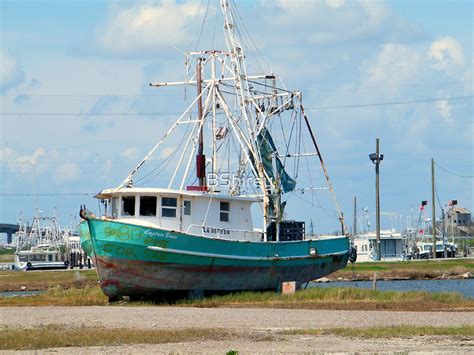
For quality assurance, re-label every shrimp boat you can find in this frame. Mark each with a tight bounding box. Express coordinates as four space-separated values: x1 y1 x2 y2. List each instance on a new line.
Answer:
15 212 69 271
80 0 354 300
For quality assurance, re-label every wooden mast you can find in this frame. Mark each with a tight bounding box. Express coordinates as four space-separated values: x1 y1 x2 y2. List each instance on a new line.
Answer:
196 58 206 187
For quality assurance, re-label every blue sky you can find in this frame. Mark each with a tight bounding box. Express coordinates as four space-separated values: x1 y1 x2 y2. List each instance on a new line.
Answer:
1 0 472 234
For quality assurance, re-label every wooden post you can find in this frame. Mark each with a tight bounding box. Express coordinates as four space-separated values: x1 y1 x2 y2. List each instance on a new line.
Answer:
375 139 381 261
196 58 206 187
431 158 437 259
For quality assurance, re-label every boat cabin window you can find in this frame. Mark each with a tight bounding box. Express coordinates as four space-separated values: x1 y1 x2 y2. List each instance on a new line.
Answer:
183 200 191 216
111 197 119 217
220 201 230 222
122 196 135 216
162 197 177 218
140 196 157 217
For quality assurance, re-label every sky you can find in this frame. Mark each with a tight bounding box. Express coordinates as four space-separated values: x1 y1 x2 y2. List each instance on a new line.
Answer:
0 0 472 235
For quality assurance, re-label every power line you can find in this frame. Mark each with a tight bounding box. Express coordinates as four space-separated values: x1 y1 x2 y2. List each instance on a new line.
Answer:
307 80 473 93
435 161 474 178
0 112 183 117
1 95 472 118
305 95 473 111
2 80 470 98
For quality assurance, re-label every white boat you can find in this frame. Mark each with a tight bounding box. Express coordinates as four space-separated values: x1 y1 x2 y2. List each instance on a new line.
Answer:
411 240 457 259
15 244 69 270
14 212 69 270
353 229 406 262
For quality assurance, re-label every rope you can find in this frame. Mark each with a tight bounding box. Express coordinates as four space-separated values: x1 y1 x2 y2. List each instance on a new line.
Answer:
435 161 474 178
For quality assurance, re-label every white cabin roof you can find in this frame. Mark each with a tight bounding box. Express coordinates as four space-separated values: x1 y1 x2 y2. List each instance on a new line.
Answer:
96 187 262 203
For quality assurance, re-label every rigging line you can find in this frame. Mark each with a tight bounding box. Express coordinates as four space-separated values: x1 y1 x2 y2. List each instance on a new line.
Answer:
135 120 193 186
291 191 339 215
434 161 474 178
305 95 473 110
434 178 445 218
247 80 292 93
195 0 212 50
230 0 271 71
210 0 219 49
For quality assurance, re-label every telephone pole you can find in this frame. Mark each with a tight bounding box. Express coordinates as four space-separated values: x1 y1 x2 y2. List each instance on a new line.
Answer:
369 139 383 261
431 158 437 258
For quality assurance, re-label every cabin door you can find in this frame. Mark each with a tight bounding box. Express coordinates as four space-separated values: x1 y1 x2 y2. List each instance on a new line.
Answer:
181 199 193 232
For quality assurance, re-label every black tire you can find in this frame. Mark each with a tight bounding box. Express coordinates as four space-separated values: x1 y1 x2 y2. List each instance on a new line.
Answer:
26 262 32 269
64 260 70 267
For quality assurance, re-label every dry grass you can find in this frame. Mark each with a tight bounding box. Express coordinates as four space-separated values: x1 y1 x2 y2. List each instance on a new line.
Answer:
1 324 472 350
0 285 108 306
2 285 473 311
170 287 474 312
333 259 474 280
0 269 98 292
282 325 474 338
0 325 239 350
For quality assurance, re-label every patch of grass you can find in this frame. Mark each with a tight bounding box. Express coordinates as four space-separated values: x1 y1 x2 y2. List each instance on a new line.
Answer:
331 259 474 280
0 247 14 262
4 285 472 311
0 285 108 306
0 269 99 292
0 325 239 350
0 254 14 262
0 247 15 256
282 325 474 338
174 287 474 311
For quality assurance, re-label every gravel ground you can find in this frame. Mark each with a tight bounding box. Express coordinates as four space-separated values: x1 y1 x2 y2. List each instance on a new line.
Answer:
1 306 473 330
2 336 473 354
1 307 473 354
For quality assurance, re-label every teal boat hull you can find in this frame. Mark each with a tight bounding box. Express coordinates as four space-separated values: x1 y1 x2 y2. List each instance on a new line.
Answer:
80 218 350 298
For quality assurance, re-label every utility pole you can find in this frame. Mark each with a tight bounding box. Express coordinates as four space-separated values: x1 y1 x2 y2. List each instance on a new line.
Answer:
431 158 437 259
369 138 383 261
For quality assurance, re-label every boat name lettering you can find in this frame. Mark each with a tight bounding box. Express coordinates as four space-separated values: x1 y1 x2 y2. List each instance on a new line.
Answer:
202 226 231 235
144 229 177 239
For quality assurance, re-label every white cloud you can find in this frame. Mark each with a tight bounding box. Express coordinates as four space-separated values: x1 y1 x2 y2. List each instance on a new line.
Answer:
326 0 346 9
0 49 25 92
121 147 139 160
94 1 203 54
0 147 15 162
16 147 45 166
159 146 176 159
428 37 464 70
54 163 81 183
435 100 453 122
100 159 113 180
363 44 421 87
0 147 45 175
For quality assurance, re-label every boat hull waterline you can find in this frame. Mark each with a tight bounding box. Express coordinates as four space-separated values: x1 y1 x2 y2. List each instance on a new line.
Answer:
81 219 350 297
